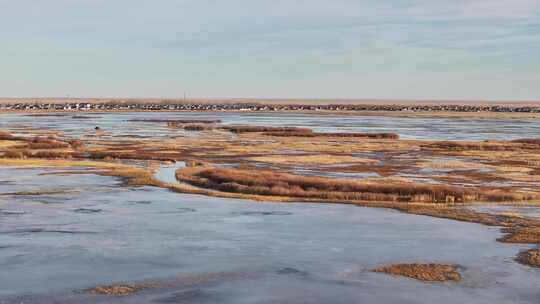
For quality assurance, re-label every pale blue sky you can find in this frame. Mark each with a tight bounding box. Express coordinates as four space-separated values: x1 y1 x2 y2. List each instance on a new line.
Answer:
1 0 539 100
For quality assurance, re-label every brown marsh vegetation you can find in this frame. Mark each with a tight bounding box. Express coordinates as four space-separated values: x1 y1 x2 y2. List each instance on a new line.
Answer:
87 284 150 296
511 138 540 145
220 125 313 134
27 137 70 149
182 124 215 131
372 263 462 282
129 119 222 124
175 166 535 204
499 228 540 244
3 150 25 159
0 133 84 159
398 205 538 227
215 124 399 139
81 150 178 162
423 139 540 152
0 130 26 141
0 131 16 140
263 131 400 139
516 249 540 267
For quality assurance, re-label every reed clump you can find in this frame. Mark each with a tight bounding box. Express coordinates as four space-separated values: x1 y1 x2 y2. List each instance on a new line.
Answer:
220 125 313 134
67 139 84 148
263 131 399 139
516 249 540 267
372 263 462 282
175 167 529 204
87 284 149 296
498 227 540 244
82 151 177 162
3 148 73 159
0 135 83 156
530 168 540 175
183 124 214 131
27 137 70 149
31 150 73 159
219 124 399 139
423 141 535 151
131 119 221 124
98 166 164 188
402 206 540 228
512 138 540 145
0 131 16 140
185 159 208 167
3 150 25 158
0 130 25 141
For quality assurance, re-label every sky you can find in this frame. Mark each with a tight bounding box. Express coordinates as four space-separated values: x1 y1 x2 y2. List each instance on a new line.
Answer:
1 0 539 100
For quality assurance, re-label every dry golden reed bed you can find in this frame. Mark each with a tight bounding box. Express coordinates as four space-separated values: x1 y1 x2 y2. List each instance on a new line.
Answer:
175 166 534 204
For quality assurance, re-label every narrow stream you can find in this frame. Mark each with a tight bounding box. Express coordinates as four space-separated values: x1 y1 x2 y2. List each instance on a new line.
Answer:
153 161 185 184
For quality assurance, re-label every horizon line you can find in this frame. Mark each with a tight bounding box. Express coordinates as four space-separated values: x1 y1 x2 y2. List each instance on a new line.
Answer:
1 96 539 103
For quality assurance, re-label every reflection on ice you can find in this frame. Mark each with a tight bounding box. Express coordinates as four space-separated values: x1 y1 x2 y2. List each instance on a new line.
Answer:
153 161 185 184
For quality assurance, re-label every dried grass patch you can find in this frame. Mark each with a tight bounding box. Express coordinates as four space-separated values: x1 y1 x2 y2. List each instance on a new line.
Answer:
0 140 23 149
175 166 534 204
372 263 462 282
419 159 491 170
249 154 377 165
516 249 540 267
221 125 312 134
499 228 540 244
512 138 540 145
423 141 533 152
263 131 400 139
87 284 150 296
182 124 214 131
0 131 21 140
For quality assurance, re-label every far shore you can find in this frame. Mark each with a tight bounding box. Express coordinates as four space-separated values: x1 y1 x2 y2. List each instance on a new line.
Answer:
1 98 540 119
2 109 540 119
1 97 539 106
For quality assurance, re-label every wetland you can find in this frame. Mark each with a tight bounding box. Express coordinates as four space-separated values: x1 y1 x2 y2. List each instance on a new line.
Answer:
0 111 539 303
